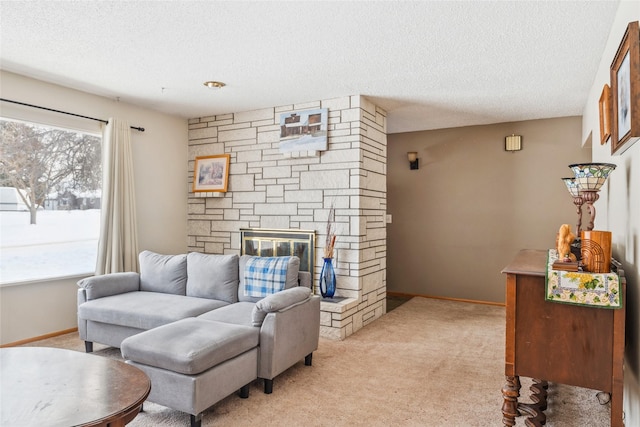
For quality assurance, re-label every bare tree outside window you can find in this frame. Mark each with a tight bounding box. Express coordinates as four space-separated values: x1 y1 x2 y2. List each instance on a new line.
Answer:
0 118 102 283
0 119 101 224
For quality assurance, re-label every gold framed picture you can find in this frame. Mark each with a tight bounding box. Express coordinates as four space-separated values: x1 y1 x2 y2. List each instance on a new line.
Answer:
598 84 611 145
610 21 639 155
192 154 230 193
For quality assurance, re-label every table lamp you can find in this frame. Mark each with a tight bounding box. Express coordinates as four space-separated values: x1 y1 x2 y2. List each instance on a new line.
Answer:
568 163 616 231
561 177 584 236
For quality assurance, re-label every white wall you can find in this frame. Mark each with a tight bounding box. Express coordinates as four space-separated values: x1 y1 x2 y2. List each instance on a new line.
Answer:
581 2 640 424
0 71 188 345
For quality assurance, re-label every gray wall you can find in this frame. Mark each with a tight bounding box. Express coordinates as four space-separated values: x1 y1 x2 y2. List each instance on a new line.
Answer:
387 116 589 303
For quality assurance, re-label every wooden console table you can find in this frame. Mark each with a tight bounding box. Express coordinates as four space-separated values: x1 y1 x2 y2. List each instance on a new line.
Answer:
501 249 626 426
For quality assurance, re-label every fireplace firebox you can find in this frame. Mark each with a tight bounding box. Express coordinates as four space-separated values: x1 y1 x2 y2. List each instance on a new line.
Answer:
240 229 316 278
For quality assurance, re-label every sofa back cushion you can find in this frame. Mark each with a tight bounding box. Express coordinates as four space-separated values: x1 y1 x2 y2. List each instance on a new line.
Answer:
186 252 239 303
139 251 187 295
238 255 300 303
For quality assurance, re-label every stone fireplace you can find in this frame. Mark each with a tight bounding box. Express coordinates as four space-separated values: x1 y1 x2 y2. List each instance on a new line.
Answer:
187 95 387 340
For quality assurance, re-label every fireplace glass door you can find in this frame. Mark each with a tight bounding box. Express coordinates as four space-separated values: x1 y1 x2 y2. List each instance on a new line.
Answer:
240 229 315 278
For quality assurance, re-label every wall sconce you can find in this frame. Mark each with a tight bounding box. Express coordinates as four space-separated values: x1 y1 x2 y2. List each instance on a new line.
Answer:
505 134 522 152
407 152 419 170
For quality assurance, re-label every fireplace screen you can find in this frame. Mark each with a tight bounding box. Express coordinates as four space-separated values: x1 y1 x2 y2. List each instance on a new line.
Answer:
240 229 316 277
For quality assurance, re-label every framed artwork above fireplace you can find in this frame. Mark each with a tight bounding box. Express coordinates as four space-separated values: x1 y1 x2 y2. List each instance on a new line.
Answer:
279 108 328 154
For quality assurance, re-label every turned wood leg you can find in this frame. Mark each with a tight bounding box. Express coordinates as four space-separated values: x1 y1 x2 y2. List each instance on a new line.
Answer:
502 375 520 426
264 379 273 394
305 353 313 366
529 379 548 411
518 379 547 426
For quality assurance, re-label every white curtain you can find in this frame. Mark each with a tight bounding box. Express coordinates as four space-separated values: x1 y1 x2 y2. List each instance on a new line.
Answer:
95 118 139 274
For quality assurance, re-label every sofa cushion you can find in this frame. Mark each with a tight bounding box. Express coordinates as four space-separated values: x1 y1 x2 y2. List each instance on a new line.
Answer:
121 318 259 375
186 252 239 303
238 255 300 303
251 287 311 326
139 251 187 295
198 302 256 328
78 291 228 330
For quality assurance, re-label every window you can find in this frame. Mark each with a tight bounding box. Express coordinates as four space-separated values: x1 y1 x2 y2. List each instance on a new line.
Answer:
0 118 101 284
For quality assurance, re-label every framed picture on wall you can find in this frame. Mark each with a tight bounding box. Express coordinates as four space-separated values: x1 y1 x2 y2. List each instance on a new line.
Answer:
598 84 611 145
279 108 328 153
192 154 230 193
610 21 639 155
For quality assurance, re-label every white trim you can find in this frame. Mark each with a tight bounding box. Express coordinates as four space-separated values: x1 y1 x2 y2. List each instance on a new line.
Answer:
0 272 93 288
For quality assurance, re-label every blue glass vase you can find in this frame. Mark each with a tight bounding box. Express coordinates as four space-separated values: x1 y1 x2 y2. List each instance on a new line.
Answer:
319 257 336 298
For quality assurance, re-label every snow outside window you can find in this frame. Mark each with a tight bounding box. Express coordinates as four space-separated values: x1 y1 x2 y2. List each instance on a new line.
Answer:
0 118 101 284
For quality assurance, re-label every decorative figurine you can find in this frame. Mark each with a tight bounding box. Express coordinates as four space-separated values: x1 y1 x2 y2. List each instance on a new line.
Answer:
557 224 577 262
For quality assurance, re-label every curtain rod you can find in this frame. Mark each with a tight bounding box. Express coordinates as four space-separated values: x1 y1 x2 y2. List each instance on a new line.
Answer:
0 98 145 132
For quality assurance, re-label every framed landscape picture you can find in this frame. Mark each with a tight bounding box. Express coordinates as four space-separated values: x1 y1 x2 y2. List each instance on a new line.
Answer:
279 108 328 153
192 154 230 193
610 21 639 155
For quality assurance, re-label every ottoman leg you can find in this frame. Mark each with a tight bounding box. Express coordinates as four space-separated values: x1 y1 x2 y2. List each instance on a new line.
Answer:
85 341 93 353
264 379 273 394
305 353 313 366
190 413 202 427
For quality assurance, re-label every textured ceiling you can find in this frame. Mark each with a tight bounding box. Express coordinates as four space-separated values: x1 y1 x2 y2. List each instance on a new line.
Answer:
0 1 620 134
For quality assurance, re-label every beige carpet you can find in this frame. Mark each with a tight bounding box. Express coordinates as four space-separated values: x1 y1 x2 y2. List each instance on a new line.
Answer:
24 298 611 426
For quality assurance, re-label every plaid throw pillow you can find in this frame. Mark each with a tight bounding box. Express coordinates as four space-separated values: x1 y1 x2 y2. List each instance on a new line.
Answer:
243 256 291 298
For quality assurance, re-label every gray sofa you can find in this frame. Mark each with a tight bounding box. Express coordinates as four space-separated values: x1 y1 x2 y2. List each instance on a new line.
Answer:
77 251 321 399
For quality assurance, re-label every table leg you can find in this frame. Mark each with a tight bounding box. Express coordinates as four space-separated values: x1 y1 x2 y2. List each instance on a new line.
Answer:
502 375 520 426
529 379 548 411
518 378 548 426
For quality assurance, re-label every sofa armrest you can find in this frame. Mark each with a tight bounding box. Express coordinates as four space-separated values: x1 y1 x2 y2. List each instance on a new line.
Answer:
257 293 321 380
251 287 311 326
77 272 140 301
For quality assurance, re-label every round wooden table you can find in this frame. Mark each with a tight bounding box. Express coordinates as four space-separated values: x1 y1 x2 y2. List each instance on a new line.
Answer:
1 347 150 427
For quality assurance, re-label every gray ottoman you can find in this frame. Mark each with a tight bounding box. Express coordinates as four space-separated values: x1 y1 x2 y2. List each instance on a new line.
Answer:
121 318 259 427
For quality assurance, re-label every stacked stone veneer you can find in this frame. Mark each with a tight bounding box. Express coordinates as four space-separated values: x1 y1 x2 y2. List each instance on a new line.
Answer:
187 95 387 340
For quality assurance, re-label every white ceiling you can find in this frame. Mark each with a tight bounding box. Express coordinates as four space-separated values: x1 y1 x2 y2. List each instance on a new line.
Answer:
0 1 620 134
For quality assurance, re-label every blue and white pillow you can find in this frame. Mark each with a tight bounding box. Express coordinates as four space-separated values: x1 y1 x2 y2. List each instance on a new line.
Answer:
239 256 299 301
